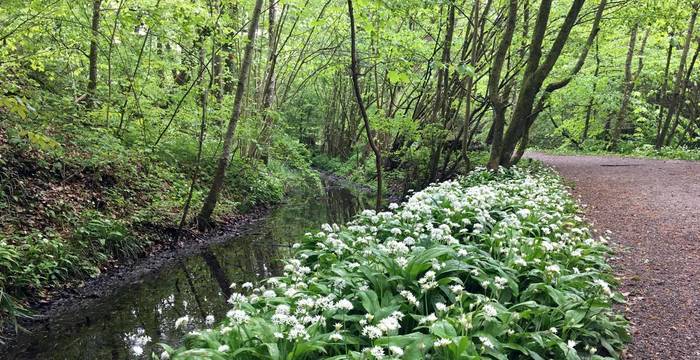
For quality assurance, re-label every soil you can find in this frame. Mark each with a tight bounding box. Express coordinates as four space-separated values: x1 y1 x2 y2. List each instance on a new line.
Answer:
528 152 700 360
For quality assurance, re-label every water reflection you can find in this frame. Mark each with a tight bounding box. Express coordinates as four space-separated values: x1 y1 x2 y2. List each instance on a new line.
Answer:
4 176 369 359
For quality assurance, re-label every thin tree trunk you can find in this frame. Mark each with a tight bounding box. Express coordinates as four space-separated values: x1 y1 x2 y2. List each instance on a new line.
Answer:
177 35 214 242
106 0 125 127
197 0 264 229
657 4 698 148
655 39 674 142
87 0 102 106
666 35 700 145
609 24 638 151
582 36 600 142
427 4 456 182
347 0 382 210
459 0 480 169
254 0 281 159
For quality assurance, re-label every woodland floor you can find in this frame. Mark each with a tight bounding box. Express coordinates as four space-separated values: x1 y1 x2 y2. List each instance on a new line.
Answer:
528 152 700 359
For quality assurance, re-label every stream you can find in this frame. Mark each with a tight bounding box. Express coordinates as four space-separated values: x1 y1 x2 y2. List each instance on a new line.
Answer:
4 175 370 359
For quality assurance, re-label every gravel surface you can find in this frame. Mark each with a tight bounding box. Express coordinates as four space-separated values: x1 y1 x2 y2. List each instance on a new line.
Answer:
528 152 700 359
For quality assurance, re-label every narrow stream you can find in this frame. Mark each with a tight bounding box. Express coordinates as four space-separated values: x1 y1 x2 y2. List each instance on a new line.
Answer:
5 175 369 359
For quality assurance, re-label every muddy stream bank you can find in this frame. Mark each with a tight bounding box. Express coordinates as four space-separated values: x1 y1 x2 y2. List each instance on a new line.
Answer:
2 174 371 359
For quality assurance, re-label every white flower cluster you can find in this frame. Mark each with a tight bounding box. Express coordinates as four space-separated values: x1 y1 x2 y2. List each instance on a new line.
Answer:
168 168 626 359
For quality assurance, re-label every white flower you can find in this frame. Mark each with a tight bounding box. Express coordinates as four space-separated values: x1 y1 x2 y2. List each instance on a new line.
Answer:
516 208 531 218
369 346 385 359
377 316 401 332
288 323 310 340
218 344 230 352
567 340 577 349
241 282 254 289
227 292 247 304
226 309 250 325
419 313 438 324
434 338 452 347
400 290 420 307
494 276 508 289
335 299 354 311
593 279 613 297
479 336 494 349
132 346 143 356
545 264 561 274
435 302 447 312
449 284 464 294
174 315 189 329
205 315 215 326
160 351 170 360
482 304 497 319
329 332 343 341
389 346 404 356
362 325 383 339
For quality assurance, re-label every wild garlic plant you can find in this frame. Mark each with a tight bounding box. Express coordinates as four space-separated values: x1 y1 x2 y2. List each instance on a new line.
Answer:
162 167 628 359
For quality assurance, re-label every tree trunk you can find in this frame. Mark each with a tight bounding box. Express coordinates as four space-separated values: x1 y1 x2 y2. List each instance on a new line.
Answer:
511 0 606 163
427 4 456 182
348 0 382 210
666 31 700 145
87 0 102 106
459 0 480 168
486 0 518 170
497 0 586 166
609 24 638 151
106 0 125 126
655 38 674 142
657 4 698 148
254 0 281 159
582 36 601 142
197 0 264 229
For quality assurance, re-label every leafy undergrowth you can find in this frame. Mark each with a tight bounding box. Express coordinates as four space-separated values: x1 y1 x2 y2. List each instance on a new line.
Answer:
534 144 700 161
163 167 629 359
0 123 318 333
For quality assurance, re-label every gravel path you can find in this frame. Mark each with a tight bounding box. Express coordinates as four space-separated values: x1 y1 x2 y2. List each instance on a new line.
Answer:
528 153 700 359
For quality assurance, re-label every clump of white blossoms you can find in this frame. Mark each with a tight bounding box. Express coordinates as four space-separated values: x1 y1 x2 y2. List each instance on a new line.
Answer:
165 168 627 359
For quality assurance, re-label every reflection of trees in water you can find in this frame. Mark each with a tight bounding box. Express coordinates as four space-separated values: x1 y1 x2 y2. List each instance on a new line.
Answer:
324 186 368 224
201 249 232 299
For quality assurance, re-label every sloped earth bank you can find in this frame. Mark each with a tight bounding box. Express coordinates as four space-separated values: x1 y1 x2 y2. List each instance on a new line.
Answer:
528 152 700 359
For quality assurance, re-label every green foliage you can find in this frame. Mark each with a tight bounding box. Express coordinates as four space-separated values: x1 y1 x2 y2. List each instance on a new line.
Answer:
73 211 144 261
536 145 700 161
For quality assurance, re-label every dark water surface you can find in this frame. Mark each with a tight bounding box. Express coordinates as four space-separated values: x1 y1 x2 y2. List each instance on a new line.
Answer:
5 176 369 359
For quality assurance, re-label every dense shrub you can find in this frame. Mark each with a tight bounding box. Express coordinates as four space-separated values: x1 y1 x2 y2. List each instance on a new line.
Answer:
162 167 628 359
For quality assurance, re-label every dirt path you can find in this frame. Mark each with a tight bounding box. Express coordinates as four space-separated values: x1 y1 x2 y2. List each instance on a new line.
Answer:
528 153 700 359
